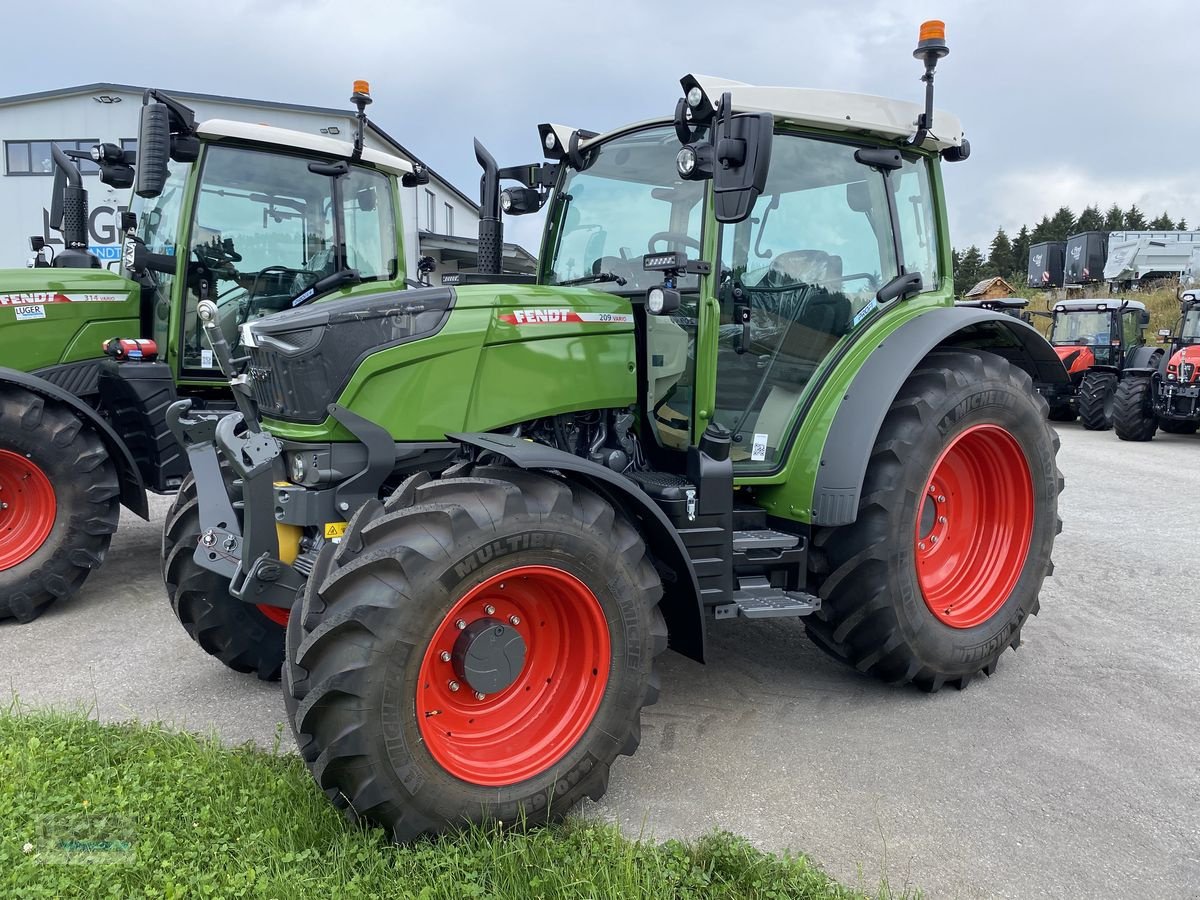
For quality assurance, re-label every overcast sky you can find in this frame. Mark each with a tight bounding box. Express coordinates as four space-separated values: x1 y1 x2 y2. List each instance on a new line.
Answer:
8 0 1197 255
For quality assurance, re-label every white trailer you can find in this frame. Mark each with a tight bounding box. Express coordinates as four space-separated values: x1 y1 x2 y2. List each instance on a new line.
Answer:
1104 230 1200 286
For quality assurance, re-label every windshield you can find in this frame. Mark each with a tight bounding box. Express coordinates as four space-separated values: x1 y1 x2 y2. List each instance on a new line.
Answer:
1051 311 1112 345
130 161 191 259
544 125 704 292
1183 309 1200 342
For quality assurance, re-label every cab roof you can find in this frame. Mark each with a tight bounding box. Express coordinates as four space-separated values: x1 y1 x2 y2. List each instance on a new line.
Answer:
196 119 415 177
1055 298 1147 312
688 75 965 151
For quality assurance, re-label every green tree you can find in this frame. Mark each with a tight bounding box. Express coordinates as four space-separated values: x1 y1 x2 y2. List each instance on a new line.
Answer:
1124 205 1147 230
1047 206 1076 241
1030 215 1053 243
1178 218 1189 231
1076 205 1104 232
1148 212 1175 230
1012 225 1031 280
986 227 1014 277
954 245 984 296
1104 204 1126 231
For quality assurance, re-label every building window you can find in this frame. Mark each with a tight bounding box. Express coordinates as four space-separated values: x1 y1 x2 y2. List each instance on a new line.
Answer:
121 138 138 156
444 203 454 235
4 139 99 176
425 189 436 232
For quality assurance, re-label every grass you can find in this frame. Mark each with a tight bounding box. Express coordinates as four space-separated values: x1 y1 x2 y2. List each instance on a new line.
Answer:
0 702 902 900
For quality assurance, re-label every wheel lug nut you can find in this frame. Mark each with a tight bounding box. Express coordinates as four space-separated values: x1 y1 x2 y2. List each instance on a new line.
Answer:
483 604 495 615
474 691 486 700
508 615 520 626
938 516 947 524
930 535 938 544
439 650 451 663
448 680 460 692
455 619 467 630
928 484 936 493
918 542 926 551
937 495 946 503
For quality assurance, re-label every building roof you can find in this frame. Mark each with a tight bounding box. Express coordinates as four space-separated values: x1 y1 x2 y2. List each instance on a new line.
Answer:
0 82 478 212
964 276 1014 298
419 232 537 272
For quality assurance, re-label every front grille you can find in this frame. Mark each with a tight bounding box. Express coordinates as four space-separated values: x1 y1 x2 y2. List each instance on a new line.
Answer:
243 287 455 423
1183 362 1196 383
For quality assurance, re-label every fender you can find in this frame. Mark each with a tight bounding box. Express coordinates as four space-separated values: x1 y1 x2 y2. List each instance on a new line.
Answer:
812 307 1066 527
1125 345 1164 372
449 431 706 663
0 366 147 518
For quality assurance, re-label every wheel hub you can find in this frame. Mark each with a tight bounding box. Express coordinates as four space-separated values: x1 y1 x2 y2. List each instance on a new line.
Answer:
0 448 57 571
451 618 527 695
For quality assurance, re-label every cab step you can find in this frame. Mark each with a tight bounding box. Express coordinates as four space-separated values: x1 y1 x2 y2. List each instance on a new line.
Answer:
732 529 799 553
714 576 822 620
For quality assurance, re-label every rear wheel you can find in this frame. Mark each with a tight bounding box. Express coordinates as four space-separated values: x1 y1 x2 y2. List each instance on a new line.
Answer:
806 349 1062 691
1159 419 1198 435
0 387 120 623
286 465 666 841
161 472 287 680
1113 374 1158 442
1078 370 1117 430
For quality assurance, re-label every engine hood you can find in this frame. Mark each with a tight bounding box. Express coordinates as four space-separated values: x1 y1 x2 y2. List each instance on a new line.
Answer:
1168 345 1200 384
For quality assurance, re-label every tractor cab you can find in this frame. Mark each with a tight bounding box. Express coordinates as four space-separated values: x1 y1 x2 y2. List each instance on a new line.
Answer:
122 86 420 381
1048 298 1148 374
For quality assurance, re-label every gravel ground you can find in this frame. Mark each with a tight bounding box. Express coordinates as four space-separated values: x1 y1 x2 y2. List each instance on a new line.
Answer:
2 422 1197 899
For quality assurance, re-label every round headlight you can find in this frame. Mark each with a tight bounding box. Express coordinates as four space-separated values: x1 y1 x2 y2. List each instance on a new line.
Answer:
90 145 102 162
544 131 557 151
1168 372 1177 381
687 86 704 108
676 146 697 178
647 287 666 315
500 190 513 213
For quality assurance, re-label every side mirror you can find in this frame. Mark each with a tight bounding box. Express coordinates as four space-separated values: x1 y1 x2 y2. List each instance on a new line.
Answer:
877 271 923 304
1139 310 1151 325
136 102 172 198
711 97 772 223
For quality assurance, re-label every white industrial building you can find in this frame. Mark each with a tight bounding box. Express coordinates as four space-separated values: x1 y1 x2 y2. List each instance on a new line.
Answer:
0 83 535 277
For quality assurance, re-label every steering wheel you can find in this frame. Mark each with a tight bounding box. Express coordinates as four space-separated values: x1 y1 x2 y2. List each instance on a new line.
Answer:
647 232 701 254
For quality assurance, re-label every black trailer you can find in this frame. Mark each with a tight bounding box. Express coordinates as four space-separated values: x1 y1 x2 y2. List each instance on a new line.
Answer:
1064 231 1107 285
1027 241 1066 289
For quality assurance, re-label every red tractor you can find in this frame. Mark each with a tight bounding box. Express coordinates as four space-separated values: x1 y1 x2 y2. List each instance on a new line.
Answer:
1114 292 1200 440
1037 299 1159 429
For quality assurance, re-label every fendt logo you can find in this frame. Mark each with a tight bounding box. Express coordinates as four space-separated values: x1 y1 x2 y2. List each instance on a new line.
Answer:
498 309 633 326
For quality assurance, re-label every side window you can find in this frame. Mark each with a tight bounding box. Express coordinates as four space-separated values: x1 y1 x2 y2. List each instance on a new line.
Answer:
715 134 899 467
893 158 940 291
344 167 396 281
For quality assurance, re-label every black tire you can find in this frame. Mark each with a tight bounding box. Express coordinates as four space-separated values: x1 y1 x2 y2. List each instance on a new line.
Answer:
805 349 1062 692
0 386 120 624
161 472 286 680
1159 419 1199 435
286 464 666 842
1077 370 1117 430
1113 375 1158 442
1046 402 1076 422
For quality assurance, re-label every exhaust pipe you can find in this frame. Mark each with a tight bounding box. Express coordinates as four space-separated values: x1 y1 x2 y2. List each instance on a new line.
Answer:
474 139 502 276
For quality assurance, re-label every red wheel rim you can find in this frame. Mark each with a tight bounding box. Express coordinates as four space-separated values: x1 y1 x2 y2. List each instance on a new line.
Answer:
256 604 290 626
0 448 57 571
914 424 1034 629
417 565 611 786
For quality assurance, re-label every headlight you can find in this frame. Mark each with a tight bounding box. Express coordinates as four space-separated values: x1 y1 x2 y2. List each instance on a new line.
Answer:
676 146 697 177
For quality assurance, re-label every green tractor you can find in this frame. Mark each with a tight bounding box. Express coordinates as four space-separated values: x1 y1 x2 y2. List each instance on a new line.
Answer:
164 23 1066 840
0 83 427 626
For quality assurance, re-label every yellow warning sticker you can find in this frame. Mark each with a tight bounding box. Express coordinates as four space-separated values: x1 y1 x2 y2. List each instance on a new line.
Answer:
324 521 348 540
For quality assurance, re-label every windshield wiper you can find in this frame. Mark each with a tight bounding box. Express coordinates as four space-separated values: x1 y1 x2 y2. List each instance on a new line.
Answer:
291 268 361 307
557 272 628 287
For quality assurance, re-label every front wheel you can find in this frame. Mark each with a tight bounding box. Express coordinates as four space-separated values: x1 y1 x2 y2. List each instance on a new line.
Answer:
807 349 1062 691
1113 375 1158 442
286 465 666 841
1078 370 1117 430
161 473 288 680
